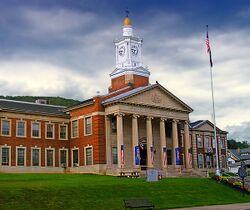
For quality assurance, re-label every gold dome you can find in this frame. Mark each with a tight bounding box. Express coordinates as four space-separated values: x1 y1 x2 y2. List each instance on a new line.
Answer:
123 16 132 26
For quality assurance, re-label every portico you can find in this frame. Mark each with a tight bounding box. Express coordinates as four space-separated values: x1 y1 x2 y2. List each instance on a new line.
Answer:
103 83 193 175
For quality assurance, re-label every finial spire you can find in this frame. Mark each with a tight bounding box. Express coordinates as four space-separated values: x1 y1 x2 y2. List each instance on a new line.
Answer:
125 8 129 17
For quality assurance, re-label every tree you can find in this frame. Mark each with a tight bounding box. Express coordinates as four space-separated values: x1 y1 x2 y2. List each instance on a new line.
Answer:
227 139 249 149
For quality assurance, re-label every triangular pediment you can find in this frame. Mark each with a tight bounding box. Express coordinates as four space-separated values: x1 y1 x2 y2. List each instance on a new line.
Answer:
196 122 214 132
120 85 192 112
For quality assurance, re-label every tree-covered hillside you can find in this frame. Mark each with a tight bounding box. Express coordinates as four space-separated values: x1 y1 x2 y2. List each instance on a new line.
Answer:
0 96 80 107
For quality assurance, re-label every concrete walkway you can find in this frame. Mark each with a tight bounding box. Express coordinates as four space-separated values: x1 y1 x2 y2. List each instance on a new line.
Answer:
172 202 250 210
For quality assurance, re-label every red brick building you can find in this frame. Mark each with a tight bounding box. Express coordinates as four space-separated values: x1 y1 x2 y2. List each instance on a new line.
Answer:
0 15 227 175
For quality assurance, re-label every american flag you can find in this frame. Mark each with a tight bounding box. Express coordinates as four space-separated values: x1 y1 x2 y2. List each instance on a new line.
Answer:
150 146 154 165
163 147 167 166
121 145 124 166
206 25 213 67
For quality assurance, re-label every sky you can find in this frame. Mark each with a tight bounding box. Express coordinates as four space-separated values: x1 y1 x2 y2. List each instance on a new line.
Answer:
0 0 250 142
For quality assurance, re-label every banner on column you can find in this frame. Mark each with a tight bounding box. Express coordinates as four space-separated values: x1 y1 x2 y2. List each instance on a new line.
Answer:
121 145 125 166
135 146 140 165
163 147 167 166
150 146 154 165
175 147 180 165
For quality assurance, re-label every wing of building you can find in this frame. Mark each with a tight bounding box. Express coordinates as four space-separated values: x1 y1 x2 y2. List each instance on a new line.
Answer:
0 14 228 176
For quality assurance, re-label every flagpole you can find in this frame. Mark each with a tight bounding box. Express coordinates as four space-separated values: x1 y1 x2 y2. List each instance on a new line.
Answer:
207 25 220 176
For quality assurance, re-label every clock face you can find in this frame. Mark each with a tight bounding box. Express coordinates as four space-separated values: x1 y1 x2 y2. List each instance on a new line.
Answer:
131 45 138 55
118 46 125 56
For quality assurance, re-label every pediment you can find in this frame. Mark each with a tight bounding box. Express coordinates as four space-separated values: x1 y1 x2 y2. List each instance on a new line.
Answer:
195 123 214 132
121 86 192 112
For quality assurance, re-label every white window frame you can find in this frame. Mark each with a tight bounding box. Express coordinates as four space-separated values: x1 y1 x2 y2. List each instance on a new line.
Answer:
45 148 55 167
59 148 68 167
31 147 41 167
1 119 11 137
84 116 92 136
0 145 11 166
84 145 93 166
204 136 210 149
45 123 55 139
59 124 68 140
31 121 41 138
71 120 79 138
16 146 26 167
16 120 27 138
197 135 203 148
198 153 204 168
71 148 79 167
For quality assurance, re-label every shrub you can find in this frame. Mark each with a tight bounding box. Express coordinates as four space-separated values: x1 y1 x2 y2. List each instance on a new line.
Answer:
233 181 243 187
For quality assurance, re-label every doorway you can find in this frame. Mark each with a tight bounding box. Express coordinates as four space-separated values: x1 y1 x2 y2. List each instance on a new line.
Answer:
139 137 147 169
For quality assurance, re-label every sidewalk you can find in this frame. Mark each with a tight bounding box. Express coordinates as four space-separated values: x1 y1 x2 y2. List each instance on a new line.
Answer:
172 202 250 210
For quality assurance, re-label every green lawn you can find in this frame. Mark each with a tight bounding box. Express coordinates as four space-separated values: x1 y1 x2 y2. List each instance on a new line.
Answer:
0 174 249 210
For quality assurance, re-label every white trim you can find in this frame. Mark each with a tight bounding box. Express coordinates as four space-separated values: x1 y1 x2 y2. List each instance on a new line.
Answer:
45 147 55 167
16 146 26 167
71 148 79 167
0 145 11 166
84 145 93 166
31 121 41 138
16 120 27 138
59 124 68 140
1 118 11 137
31 147 41 167
84 116 92 136
71 120 79 138
45 122 55 139
59 148 68 167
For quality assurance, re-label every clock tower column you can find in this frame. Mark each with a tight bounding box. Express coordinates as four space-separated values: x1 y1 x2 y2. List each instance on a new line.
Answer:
109 14 150 93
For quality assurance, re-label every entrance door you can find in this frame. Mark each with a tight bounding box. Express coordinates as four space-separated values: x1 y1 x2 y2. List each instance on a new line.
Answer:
140 144 147 166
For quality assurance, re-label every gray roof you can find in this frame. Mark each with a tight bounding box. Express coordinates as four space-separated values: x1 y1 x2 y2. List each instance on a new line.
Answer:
189 120 228 134
0 99 68 118
102 85 151 104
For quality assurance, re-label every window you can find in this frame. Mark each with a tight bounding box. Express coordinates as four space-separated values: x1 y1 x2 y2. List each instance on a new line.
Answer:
72 149 79 167
46 123 54 139
197 136 203 148
204 136 210 148
1 119 11 136
84 117 92 136
212 137 216 148
221 138 225 149
112 147 118 164
32 122 40 138
46 149 54 167
59 124 67 140
111 117 117 133
16 121 26 137
17 147 25 166
71 120 78 138
32 148 40 166
206 155 211 168
85 147 93 165
1 147 10 166
60 150 67 167
198 154 204 168
213 155 217 168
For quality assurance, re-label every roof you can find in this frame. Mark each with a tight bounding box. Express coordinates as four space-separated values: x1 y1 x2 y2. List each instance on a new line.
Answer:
64 98 94 112
0 99 68 118
102 83 193 112
189 120 228 134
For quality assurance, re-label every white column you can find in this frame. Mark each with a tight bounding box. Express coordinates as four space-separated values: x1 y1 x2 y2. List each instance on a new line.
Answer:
105 116 111 168
146 116 154 168
160 118 167 169
172 119 179 168
132 115 140 169
184 121 191 169
116 113 125 169
192 133 198 168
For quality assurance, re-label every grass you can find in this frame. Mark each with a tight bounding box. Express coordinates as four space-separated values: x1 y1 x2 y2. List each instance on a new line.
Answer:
0 174 249 210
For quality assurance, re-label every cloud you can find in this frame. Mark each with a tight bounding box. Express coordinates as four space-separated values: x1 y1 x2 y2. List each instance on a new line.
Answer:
226 122 250 142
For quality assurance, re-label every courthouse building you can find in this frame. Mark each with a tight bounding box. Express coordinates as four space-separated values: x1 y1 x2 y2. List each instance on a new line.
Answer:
0 15 227 176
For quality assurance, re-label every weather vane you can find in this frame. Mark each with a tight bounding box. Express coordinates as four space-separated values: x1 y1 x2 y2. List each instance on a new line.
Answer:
125 8 129 17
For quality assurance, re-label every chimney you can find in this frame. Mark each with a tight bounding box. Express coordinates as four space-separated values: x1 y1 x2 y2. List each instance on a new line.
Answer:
35 99 48 104
237 147 240 154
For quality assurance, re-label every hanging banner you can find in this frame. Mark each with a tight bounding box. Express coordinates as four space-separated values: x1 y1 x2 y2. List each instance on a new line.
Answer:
135 146 140 165
175 147 180 165
121 145 125 166
163 147 167 166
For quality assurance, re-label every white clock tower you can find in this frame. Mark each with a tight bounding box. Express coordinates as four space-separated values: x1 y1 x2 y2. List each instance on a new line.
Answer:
109 14 150 92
